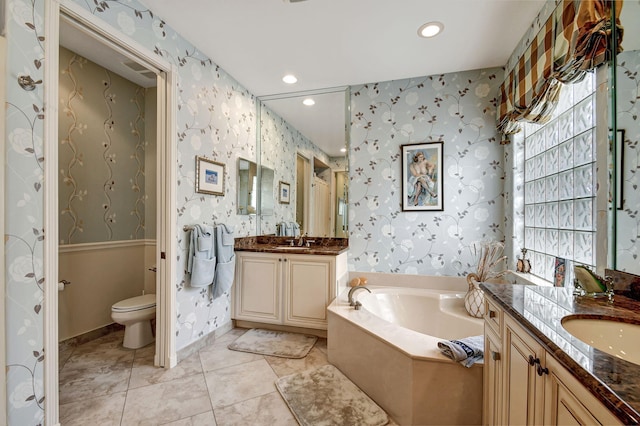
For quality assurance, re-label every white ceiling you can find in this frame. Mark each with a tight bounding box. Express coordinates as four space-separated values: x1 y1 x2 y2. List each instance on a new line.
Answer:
77 0 548 157
137 0 545 157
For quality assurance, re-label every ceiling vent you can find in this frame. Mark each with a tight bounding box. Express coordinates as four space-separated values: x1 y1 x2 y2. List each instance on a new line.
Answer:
122 60 148 72
283 0 308 3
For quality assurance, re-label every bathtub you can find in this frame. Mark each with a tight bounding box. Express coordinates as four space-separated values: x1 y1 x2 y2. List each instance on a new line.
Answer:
327 278 484 425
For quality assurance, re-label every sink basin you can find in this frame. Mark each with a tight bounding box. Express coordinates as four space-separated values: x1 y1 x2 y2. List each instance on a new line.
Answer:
561 316 640 366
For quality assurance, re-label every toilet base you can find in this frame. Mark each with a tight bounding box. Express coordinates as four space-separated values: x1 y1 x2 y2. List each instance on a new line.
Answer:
123 320 154 349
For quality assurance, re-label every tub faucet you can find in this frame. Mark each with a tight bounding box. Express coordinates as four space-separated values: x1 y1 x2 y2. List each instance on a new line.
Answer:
348 286 371 308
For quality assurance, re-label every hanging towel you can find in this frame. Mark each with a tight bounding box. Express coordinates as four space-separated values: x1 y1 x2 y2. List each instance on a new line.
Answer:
291 222 301 237
186 224 216 288
437 335 484 367
213 224 235 299
284 222 293 236
277 222 287 237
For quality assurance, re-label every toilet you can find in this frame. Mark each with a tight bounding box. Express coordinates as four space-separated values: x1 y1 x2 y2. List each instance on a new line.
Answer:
111 294 156 349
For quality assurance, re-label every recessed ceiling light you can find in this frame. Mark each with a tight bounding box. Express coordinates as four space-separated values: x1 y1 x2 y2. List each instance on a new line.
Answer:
303 98 315 106
340 147 347 153
418 21 444 38
282 74 298 84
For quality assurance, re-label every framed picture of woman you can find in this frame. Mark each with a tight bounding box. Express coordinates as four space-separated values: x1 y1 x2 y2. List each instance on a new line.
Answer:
401 142 444 211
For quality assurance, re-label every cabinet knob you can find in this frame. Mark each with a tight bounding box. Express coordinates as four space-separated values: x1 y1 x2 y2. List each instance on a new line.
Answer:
536 364 549 376
489 310 496 318
528 355 539 366
492 351 501 361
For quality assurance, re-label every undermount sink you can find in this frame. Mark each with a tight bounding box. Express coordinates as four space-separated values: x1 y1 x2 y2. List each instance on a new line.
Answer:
275 246 309 250
561 315 640 366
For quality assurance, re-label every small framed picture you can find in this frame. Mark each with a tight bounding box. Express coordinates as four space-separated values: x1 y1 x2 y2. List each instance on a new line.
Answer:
401 141 444 211
195 156 225 196
554 257 566 287
279 181 290 204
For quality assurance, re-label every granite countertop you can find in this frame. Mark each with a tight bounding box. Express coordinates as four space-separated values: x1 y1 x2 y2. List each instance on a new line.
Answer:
481 283 640 425
234 235 348 255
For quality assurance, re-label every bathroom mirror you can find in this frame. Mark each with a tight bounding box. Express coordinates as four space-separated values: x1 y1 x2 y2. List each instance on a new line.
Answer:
613 0 640 275
258 88 349 237
237 158 275 216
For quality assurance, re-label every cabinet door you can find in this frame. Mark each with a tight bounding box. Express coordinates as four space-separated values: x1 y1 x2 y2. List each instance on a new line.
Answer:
283 255 334 329
234 253 281 324
503 317 545 425
484 326 502 426
544 356 621 426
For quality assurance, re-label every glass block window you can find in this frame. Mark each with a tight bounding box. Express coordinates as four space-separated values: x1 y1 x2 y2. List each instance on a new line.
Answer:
523 73 596 283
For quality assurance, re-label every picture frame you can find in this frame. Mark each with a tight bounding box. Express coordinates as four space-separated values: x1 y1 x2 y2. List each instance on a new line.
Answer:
195 156 225 196
401 141 444 211
554 257 566 287
279 181 291 204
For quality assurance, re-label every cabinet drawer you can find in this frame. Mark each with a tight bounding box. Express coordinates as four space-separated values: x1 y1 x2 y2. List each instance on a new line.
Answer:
484 297 502 337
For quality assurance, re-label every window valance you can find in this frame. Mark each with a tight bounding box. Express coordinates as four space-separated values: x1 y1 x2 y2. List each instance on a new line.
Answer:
497 0 623 136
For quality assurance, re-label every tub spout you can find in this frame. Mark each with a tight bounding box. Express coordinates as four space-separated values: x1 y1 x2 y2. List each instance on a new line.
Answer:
348 286 371 307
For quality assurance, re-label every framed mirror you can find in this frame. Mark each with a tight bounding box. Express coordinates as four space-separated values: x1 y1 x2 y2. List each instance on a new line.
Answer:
237 157 275 216
257 88 349 237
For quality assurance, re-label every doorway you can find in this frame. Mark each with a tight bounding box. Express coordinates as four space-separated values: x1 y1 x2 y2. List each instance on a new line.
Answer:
334 171 348 238
296 153 311 234
43 3 177 424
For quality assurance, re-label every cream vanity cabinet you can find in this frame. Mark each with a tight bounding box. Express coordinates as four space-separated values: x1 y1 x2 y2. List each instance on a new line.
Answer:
233 251 347 330
483 298 622 426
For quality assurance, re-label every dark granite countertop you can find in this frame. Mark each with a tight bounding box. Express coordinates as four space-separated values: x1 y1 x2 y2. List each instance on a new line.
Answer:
481 283 640 425
234 236 348 256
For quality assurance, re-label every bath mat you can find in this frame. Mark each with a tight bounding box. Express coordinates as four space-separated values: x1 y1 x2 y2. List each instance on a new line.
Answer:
276 364 388 426
227 329 317 359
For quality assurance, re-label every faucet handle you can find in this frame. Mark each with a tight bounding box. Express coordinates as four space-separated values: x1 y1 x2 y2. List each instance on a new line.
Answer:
305 239 316 247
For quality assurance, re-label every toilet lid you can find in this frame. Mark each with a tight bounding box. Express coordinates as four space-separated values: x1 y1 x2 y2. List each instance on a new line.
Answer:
112 294 156 312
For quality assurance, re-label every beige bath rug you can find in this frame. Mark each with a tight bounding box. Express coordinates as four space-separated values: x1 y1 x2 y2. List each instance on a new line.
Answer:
227 328 317 359
276 364 389 426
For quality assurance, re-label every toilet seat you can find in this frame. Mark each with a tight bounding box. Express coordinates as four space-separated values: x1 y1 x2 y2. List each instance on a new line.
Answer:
112 294 156 312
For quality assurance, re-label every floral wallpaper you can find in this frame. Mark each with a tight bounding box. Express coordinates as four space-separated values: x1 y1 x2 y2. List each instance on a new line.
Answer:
616 49 640 272
58 47 149 244
5 0 47 423
348 70 506 276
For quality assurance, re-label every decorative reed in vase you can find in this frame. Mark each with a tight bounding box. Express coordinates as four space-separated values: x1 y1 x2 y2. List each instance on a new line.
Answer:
465 240 507 318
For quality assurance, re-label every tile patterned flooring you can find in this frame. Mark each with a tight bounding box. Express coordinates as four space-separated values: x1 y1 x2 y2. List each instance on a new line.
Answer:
58 327 333 425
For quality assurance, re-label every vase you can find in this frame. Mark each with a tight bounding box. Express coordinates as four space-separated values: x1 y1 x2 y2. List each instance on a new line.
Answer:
464 273 484 318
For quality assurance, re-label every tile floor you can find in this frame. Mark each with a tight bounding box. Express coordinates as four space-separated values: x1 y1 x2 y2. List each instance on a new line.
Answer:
58 327 334 425
59 329 328 426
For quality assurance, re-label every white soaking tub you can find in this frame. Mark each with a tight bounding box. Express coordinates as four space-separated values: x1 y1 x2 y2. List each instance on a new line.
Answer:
327 276 484 426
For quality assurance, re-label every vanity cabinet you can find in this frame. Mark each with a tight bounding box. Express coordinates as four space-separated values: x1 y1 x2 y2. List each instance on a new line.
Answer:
483 298 503 426
233 251 347 330
483 298 622 426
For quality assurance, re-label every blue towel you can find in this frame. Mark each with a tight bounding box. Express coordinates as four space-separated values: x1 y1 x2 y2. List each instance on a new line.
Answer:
213 224 235 299
291 222 300 237
186 224 216 288
437 335 484 367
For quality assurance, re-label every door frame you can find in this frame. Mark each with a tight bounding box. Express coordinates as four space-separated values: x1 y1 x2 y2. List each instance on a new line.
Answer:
0 34 7 426
296 152 311 234
43 2 177 424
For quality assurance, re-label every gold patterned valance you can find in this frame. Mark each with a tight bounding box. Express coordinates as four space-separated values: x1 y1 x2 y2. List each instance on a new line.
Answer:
497 0 623 136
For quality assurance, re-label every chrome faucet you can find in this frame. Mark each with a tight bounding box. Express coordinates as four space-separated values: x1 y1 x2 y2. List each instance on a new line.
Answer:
297 233 306 246
348 286 371 309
